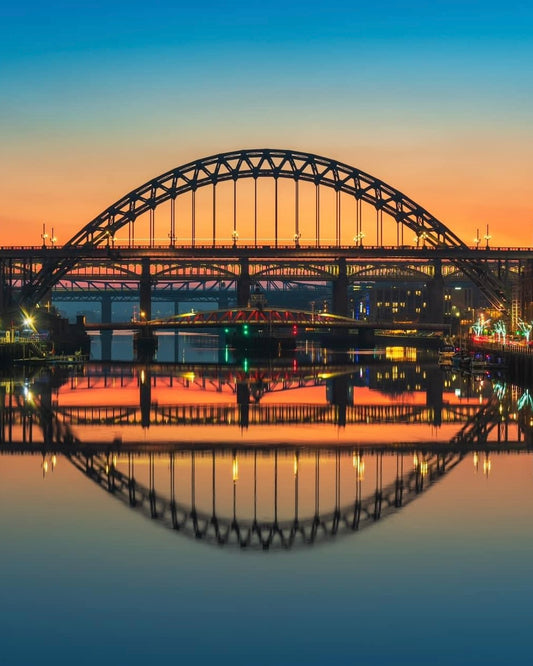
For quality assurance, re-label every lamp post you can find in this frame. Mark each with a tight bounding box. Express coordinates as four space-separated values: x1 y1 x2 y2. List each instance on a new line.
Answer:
474 229 481 249
41 223 48 248
51 228 57 247
484 224 491 249
231 230 239 248
353 232 365 247
293 232 301 247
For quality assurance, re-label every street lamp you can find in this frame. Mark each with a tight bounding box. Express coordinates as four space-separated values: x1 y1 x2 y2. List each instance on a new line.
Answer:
353 232 365 247
484 224 491 249
293 232 301 247
231 230 239 247
41 223 48 248
51 227 57 247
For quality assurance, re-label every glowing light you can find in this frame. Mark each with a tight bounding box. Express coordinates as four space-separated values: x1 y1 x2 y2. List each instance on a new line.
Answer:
385 346 416 362
352 453 365 480
518 390 533 411
293 454 298 476
232 456 239 482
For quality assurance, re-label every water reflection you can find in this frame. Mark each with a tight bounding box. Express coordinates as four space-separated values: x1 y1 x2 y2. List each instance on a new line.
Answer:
0 353 507 441
66 447 463 550
1 353 532 552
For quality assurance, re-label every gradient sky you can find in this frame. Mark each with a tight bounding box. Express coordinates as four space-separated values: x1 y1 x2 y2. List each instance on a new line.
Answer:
1 1 532 246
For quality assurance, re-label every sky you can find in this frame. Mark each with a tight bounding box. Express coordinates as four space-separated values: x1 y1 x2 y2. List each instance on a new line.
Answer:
1 0 532 246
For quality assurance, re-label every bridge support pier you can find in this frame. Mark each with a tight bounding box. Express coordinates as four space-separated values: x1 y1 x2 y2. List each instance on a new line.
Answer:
134 258 157 361
327 375 352 427
237 258 251 308
425 367 443 427
173 301 180 363
424 259 444 323
236 381 250 428
140 258 152 321
0 260 8 316
101 294 113 361
332 258 348 317
139 368 151 429
357 328 375 347
134 327 157 362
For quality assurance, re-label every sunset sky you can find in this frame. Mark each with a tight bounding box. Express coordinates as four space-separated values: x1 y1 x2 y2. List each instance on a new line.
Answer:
1 1 532 246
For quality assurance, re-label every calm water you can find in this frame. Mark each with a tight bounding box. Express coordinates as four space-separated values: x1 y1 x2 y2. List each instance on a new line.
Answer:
1 347 532 665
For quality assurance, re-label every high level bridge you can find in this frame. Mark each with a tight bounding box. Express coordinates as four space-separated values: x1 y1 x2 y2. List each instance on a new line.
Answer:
1 149 529 321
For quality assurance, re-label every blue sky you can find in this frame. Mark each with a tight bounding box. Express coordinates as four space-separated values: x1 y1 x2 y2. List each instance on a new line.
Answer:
1 0 532 245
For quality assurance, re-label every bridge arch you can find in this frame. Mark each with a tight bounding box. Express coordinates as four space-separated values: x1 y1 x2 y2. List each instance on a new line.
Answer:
20 148 507 308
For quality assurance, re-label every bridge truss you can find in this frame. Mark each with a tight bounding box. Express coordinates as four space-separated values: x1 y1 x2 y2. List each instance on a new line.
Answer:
9 149 512 309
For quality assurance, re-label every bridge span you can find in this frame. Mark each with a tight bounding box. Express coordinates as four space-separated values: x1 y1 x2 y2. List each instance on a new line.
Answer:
2 148 525 324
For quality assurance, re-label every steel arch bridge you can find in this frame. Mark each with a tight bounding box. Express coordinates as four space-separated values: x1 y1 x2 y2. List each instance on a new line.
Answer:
20 148 507 309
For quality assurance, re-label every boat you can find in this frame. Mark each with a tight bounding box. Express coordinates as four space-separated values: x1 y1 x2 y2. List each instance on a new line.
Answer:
438 343 455 366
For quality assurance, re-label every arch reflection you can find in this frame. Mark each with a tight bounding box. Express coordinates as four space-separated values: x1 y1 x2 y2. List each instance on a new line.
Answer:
67 447 463 550
1 364 533 552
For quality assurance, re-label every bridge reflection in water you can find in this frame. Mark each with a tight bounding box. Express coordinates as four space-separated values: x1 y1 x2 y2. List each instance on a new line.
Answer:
60 388 530 550
1 357 532 551
67 447 462 550
2 391 532 551
0 355 510 439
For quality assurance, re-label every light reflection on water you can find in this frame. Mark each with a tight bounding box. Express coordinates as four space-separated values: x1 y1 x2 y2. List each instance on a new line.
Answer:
0 352 532 664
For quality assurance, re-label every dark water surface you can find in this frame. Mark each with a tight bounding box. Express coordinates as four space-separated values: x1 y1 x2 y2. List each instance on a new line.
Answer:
1 350 532 665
